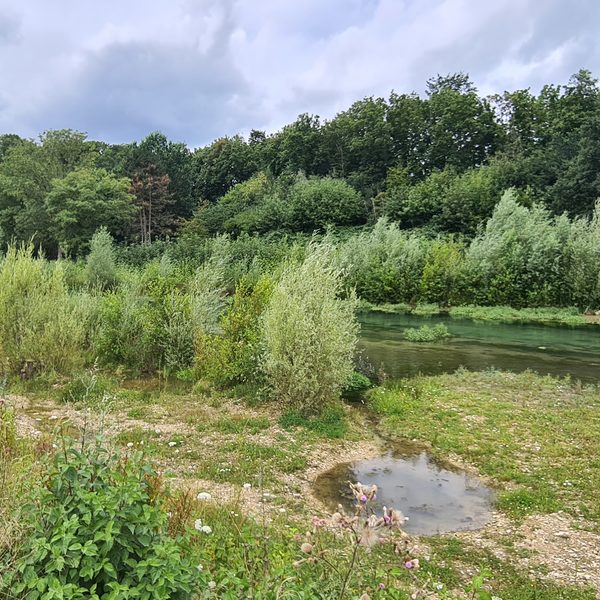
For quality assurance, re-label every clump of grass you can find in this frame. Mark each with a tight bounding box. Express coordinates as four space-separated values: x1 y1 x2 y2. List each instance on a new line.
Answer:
279 403 348 438
403 323 451 342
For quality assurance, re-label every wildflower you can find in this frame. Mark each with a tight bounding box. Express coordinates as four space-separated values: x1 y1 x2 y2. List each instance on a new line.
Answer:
404 558 420 570
378 583 385 590
208 581 216 589
300 542 313 554
279 508 286 513
197 564 203 572
168 441 177 447
197 491 212 501
360 494 368 503
126 442 133 448
242 482 252 489
201 525 212 534
194 518 203 530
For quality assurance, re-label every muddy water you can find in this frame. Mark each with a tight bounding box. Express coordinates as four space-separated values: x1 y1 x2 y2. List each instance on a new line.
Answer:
314 444 493 535
359 312 600 382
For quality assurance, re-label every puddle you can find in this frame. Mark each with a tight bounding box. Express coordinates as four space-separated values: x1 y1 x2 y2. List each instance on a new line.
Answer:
314 446 493 535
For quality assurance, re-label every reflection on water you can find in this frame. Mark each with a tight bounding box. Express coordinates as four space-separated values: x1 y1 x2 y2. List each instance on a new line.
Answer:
359 312 600 382
314 446 493 535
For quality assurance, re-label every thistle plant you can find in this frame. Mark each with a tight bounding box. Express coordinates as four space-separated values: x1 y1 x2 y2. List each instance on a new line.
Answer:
295 481 421 599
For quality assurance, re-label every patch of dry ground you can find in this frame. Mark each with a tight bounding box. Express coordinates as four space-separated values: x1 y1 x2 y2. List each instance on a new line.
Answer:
458 511 600 593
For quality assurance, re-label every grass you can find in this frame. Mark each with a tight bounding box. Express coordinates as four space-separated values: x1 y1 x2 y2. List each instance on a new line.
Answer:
4 370 600 597
370 370 600 521
361 302 596 326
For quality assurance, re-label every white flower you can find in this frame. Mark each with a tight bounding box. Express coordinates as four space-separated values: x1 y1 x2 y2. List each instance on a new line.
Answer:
126 442 133 448
208 581 216 589
194 518 203 531
197 492 212 501
168 441 177 447
279 508 286 513
196 564 203 572
242 483 252 489
200 525 212 534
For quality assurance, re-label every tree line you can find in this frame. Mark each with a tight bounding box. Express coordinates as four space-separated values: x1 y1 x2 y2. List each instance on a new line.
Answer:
1 69 600 256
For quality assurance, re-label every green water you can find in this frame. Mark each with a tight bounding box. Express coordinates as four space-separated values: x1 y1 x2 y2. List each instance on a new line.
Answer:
359 312 600 382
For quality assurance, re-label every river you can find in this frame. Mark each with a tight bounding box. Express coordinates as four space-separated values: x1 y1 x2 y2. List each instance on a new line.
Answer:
359 312 600 382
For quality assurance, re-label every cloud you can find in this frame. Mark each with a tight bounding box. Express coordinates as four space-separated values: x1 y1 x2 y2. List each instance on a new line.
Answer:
0 0 598 145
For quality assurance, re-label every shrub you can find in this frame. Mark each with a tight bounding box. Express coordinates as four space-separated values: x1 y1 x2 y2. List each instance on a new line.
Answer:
341 371 373 401
0 245 93 376
420 239 465 306
196 276 273 386
403 323 451 342
262 245 358 415
338 219 428 304
86 227 118 290
2 440 199 598
285 176 366 231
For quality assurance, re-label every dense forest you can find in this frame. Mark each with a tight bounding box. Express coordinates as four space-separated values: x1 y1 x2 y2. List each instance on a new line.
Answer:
1 69 600 255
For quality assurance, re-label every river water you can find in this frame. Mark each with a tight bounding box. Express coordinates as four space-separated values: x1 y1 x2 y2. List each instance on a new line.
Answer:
359 312 600 382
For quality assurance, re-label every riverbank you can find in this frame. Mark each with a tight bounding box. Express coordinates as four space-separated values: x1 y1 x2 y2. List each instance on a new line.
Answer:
2 369 599 598
359 301 599 327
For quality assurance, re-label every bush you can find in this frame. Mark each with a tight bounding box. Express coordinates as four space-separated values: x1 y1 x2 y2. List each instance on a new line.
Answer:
86 227 118 290
0 245 94 376
262 245 358 415
404 323 451 342
196 276 273 386
341 371 373 401
285 176 366 231
2 441 199 598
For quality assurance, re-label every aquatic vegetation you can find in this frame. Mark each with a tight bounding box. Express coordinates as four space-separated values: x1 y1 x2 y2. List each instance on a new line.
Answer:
403 322 451 342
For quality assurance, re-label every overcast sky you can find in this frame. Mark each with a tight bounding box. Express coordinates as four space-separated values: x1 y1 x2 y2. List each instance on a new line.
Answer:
0 0 598 147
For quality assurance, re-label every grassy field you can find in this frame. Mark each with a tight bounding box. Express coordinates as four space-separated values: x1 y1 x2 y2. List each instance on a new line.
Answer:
3 369 599 598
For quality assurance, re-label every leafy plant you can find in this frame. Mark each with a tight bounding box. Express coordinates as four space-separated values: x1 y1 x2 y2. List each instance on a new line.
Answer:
2 440 199 598
404 323 451 342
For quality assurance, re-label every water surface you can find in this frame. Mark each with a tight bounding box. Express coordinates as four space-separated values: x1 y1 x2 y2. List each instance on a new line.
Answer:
359 312 600 382
314 446 493 535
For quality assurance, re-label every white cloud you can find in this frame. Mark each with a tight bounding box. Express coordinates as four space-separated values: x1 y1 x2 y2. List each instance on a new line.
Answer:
0 0 597 145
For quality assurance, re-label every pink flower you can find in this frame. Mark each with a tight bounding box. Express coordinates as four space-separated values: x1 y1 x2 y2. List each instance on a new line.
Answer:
360 494 368 503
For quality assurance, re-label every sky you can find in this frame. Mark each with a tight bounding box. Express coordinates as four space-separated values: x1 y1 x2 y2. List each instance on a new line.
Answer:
0 0 598 147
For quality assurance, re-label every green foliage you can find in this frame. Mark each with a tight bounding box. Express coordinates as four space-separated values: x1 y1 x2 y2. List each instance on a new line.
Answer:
420 240 464 306
262 245 359 415
60 369 115 406
279 403 348 438
86 227 118 290
403 323 451 342
342 371 373 401
0 245 94 376
338 219 428 304
285 175 366 231
2 440 199 598
45 167 136 256
196 276 273 386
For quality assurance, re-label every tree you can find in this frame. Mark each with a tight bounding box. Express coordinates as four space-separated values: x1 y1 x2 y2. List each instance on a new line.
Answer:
45 168 135 256
425 75 503 173
323 97 392 196
130 165 174 243
194 135 257 202
0 130 98 254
